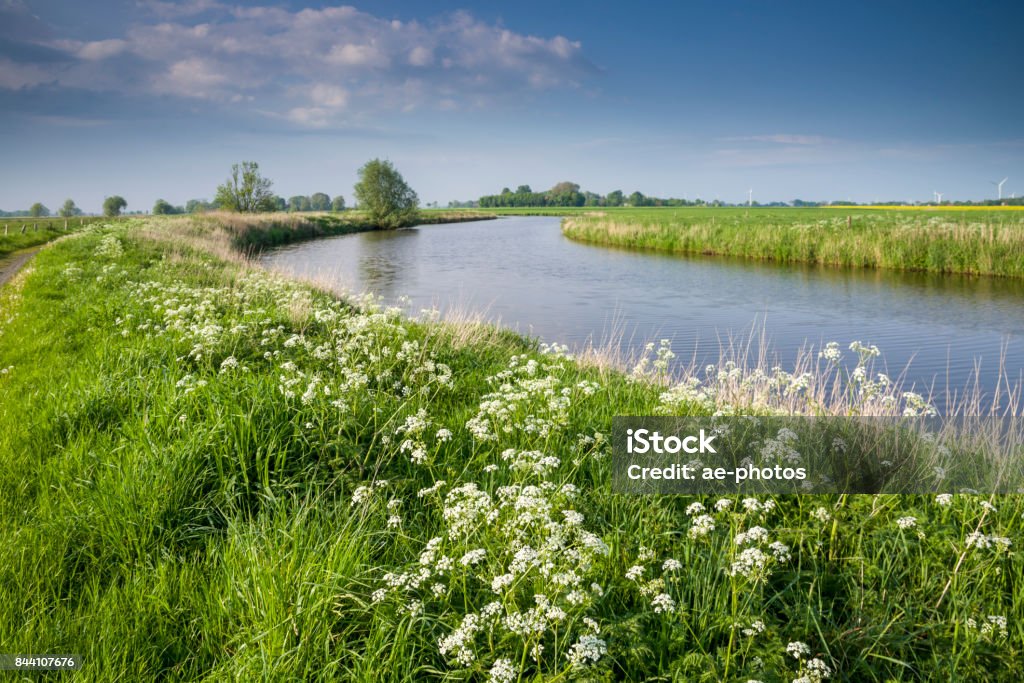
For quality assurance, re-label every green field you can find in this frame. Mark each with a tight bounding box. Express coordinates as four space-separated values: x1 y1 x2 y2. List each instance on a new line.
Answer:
0 215 1019 680
0 215 111 258
554 207 1024 278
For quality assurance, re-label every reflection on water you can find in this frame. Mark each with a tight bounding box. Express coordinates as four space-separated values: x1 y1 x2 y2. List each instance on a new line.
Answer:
262 216 1024 407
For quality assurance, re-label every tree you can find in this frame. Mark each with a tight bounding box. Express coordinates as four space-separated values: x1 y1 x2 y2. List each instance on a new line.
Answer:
153 199 182 215
186 199 212 213
549 181 580 195
331 195 346 211
628 191 645 207
214 161 275 213
515 185 532 194
288 195 310 212
103 196 127 216
29 202 49 217
58 199 80 217
310 192 331 211
353 158 419 229
606 190 624 207
271 196 287 211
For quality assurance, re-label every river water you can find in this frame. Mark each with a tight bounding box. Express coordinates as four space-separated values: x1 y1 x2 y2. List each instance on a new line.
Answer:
261 216 1024 410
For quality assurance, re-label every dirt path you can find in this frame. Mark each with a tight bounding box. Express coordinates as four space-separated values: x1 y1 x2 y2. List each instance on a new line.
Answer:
0 248 39 288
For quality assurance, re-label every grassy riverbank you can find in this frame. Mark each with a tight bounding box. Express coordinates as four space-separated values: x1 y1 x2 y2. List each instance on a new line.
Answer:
561 207 1024 277
195 209 497 254
0 215 1020 680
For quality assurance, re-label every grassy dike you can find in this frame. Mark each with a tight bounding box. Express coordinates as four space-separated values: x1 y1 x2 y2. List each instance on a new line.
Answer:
0 216 1021 681
561 208 1024 277
0 216 111 259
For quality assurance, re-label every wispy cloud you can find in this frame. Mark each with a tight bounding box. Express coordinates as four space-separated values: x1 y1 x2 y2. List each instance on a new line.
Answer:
720 134 837 146
3 3 597 128
709 146 844 168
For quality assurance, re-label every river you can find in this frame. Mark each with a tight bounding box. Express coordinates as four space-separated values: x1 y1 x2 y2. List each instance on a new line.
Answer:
261 216 1024 411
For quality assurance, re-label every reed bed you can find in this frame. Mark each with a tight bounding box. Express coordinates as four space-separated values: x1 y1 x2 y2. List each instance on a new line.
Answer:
562 209 1024 277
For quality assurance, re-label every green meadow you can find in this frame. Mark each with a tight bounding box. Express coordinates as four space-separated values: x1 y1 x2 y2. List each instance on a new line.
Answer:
555 207 1024 278
0 216 110 259
0 215 1020 680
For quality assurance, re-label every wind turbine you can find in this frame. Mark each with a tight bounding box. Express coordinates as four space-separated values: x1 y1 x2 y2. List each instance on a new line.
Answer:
992 177 1008 200
934 191 943 203
748 189 753 207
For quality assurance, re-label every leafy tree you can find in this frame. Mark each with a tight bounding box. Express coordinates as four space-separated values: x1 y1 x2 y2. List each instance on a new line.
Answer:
29 202 49 217
214 161 276 213
310 192 331 211
103 195 127 216
331 195 346 211
606 190 624 207
152 198 176 215
549 181 580 195
58 199 80 217
353 158 419 229
185 199 213 213
288 195 310 212
515 185 532 194
628 191 645 207
271 196 287 211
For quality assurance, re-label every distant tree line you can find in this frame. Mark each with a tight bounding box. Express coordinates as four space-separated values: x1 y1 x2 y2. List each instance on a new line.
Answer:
472 183 1024 209
154 193 346 215
477 183 702 208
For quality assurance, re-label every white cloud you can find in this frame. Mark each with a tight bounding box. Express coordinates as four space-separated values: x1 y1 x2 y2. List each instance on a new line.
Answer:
326 43 389 68
6 3 595 127
722 134 835 146
153 56 232 98
76 39 128 60
408 46 433 67
309 83 348 109
0 57 52 88
285 106 330 128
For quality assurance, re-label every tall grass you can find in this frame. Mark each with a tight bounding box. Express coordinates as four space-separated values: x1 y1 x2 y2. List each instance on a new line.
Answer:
562 208 1024 277
0 217 1020 680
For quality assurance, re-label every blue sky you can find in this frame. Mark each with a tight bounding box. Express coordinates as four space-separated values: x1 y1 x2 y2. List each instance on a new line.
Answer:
1 0 1022 212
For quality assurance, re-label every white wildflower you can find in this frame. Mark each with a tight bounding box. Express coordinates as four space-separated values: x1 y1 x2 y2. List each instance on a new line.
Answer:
689 514 716 539
651 592 676 614
896 516 917 530
566 634 607 668
487 658 516 683
787 641 812 659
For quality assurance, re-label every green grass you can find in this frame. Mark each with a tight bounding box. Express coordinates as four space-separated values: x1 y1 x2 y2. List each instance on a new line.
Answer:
559 207 1024 277
0 216 1020 681
0 215 109 258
